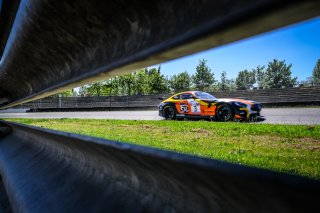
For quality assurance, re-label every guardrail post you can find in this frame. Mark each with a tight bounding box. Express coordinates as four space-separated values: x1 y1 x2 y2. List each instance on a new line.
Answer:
59 95 62 108
127 96 129 107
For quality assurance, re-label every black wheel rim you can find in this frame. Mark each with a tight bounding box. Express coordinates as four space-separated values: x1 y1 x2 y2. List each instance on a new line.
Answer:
218 105 233 121
165 107 174 119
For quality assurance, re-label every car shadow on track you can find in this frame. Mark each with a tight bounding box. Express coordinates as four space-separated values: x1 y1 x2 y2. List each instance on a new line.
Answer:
244 116 266 123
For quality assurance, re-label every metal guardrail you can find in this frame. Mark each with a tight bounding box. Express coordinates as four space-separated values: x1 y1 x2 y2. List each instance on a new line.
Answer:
214 86 320 104
15 86 320 110
0 120 319 212
1 0 320 108
18 94 163 110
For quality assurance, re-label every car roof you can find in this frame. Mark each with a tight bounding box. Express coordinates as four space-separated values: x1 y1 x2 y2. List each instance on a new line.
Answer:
172 91 201 96
168 91 208 100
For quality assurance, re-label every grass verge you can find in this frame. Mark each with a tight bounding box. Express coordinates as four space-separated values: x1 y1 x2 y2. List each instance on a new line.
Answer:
3 118 320 180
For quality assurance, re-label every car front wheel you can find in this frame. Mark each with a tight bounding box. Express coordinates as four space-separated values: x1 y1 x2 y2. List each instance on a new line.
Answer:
216 104 234 122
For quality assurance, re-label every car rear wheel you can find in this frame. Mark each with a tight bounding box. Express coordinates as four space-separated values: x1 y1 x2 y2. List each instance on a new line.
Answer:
216 104 234 122
163 106 176 120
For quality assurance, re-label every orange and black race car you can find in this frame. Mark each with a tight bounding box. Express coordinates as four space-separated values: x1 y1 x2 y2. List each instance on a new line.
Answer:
158 91 262 121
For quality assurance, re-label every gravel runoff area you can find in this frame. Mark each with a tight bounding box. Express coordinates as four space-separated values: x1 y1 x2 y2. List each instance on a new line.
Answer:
1 108 320 125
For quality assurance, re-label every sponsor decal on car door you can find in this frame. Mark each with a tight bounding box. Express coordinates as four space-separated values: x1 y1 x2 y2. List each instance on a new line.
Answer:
179 102 189 113
189 100 201 114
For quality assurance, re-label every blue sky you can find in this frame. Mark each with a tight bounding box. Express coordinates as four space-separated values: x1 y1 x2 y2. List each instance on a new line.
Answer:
150 17 320 82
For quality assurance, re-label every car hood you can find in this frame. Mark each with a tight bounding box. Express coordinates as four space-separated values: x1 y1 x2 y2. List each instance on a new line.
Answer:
217 98 255 105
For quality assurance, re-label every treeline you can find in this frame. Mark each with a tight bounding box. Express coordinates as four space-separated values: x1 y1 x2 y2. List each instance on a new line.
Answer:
57 58 320 97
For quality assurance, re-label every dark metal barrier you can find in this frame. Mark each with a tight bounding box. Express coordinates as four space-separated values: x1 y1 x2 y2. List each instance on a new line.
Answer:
0 121 319 212
0 176 11 213
1 0 320 108
14 86 320 111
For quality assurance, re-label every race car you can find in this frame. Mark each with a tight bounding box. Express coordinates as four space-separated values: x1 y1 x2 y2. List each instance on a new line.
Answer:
158 91 261 121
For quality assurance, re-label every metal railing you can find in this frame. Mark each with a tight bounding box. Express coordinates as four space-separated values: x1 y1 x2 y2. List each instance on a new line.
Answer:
1 121 319 212
15 86 320 110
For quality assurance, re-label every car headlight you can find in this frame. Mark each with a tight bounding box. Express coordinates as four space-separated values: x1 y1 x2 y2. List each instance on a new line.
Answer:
159 102 165 110
233 102 247 108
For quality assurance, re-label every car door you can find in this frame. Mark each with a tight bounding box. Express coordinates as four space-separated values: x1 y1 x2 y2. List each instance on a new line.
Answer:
180 93 201 115
193 92 217 116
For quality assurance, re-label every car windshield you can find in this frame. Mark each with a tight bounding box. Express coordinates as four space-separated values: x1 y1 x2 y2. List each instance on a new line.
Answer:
194 92 217 100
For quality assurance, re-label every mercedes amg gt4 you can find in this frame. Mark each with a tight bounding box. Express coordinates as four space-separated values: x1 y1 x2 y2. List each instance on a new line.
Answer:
158 91 262 121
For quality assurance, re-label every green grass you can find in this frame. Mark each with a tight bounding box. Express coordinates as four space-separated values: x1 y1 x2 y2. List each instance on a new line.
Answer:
3 118 320 180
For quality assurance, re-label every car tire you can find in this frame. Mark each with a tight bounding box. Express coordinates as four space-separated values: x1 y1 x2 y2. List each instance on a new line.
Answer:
163 106 176 120
216 104 234 122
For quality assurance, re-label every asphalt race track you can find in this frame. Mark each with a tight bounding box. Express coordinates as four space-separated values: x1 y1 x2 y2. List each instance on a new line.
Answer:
0 108 320 125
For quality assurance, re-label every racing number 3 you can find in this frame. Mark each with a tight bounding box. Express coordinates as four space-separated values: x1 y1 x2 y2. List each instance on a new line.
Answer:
191 101 200 113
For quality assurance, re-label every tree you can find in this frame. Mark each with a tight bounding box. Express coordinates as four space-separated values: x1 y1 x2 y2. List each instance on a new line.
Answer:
51 89 74 97
192 59 215 91
217 71 236 91
225 79 237 91
102 77 120 96
312 59 320 85
169 71 191 93
146 66 169 94
133 69 148 95
253 65 266 89
119 73 135 95
235 69 256 90
218 71 228 91
86 82 104 96
265 59 297 88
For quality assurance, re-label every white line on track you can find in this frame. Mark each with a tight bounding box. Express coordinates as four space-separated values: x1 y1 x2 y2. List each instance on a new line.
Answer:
1 108 320 125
